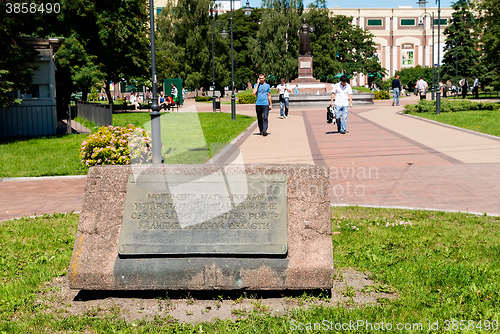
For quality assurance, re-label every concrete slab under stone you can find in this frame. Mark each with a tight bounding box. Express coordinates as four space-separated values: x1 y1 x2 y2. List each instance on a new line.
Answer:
69 164 333 290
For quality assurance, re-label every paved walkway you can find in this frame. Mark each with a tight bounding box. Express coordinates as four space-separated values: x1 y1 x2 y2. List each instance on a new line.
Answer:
1 95 499 221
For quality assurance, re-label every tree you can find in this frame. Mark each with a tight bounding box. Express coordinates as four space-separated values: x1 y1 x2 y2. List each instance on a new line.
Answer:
218 8 264 90
331 15 384 79
395 65 433 91
156 0 226 91
441 0 483 86
57 0 150 104
475 0 500 89
249 0 304 86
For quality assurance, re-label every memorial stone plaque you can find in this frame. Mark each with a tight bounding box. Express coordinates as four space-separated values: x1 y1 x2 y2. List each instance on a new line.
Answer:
118 173 288 256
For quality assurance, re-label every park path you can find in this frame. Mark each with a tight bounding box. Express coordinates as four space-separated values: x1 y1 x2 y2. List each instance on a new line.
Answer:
1 95 499 221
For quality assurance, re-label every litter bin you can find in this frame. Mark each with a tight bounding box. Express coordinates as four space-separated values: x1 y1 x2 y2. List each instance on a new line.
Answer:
215 97 221 112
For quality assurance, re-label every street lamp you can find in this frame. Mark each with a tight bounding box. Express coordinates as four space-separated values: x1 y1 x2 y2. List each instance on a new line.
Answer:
211 2 227 112
228 0 251 120
149 0 161 163
417 0 441 115
418 12 435 100
446 40 458 96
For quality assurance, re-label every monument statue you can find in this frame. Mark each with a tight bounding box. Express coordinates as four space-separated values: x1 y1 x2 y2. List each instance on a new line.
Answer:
297 18 314 56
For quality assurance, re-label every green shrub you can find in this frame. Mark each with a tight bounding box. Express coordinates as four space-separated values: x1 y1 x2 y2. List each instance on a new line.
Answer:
237 94 257 104
80 125 152 167
195 96 213 102
403 99 500 113
374 90 390 100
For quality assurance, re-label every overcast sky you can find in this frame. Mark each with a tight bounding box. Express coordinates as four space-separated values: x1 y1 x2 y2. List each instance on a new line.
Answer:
246 0 455 9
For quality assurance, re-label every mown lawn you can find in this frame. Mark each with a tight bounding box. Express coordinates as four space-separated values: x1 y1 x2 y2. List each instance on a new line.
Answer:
1 207 499 333
406 109 500 137
0 113 256 177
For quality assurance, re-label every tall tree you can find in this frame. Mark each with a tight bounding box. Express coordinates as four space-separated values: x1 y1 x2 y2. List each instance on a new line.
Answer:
219 8 264 90
441 0 482 86
249 0 303 86
57 0 150 104
156 0 226 91
331 15 383 79
474 0 500 88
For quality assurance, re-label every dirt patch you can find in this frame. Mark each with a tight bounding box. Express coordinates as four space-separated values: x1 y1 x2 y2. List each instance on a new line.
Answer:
36 269 397 324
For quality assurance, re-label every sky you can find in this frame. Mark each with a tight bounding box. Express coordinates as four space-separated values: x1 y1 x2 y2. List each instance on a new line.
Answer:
247 0 455 9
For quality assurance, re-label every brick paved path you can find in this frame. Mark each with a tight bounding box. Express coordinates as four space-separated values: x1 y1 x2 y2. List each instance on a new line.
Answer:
303 99 500 215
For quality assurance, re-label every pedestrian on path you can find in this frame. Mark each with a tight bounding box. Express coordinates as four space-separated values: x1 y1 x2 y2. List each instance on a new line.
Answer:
392 75 402 106
330 75 353 134
277 78 292 119
252 73 272 136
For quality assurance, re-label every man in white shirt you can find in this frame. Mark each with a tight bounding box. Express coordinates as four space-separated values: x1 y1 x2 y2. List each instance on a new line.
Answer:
276 78 292 119
416 77 428 97
330 75 353 134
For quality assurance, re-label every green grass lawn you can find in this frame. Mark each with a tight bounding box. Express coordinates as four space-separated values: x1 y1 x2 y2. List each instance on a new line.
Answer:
1 207 499 332
0 113 255 178
406 109 500 137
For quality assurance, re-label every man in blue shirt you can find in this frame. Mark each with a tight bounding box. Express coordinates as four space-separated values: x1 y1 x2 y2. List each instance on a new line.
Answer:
252 73 273 136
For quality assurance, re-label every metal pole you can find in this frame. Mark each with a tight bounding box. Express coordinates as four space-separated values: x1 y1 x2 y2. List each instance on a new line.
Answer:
211 5 216 112
149 0 162 163
455 40 458 93
431 12 435 101
230 0 236 121
436 0 441 114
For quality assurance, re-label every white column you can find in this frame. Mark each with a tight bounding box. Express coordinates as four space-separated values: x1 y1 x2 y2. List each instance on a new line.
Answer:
418 45 423 66
393 17 398 31
385 46 391 76
425 41 430 67
385 17 391 29
359 17 364 29
392 46 398 77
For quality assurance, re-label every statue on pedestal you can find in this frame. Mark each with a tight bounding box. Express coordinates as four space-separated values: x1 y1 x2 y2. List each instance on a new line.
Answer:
297 18 314 56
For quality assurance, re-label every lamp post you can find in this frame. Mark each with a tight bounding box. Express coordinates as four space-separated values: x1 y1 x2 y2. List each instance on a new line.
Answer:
211 3 228 113
447 40 458 97
228 0 252 121
417 0 441 114
149 0 161 163
418 12 435 100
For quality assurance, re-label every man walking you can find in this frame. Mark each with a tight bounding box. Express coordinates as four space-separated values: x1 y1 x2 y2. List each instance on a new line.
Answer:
277 78 292 119
460 76 468 99
392 75 402 106
330 75 353 134
252 73 272 136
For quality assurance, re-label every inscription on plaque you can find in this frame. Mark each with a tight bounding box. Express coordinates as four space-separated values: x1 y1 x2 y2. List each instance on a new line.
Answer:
300 61 311 69
118 174 288 256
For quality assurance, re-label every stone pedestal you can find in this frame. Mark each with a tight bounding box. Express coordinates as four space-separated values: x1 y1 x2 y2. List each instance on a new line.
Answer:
69 164 334 291
290 56 326 94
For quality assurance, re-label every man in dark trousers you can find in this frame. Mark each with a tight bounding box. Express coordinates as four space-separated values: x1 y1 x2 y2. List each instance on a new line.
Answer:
252 73 272 136
460 77 468 99
392 75 402 106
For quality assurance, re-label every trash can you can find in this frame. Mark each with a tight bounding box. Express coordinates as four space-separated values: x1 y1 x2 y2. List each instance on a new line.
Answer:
215 97 221 112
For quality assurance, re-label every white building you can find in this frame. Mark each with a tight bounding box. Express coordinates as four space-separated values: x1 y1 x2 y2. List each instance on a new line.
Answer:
329 6 454 86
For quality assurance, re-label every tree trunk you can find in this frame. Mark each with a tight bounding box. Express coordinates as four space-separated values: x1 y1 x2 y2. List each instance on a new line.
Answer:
105 80 113 105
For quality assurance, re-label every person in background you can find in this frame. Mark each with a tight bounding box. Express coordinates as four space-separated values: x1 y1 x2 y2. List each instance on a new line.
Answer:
171 83 178 102
460 77 468 99
392 75 402 106
276 78 292 119
473 76 479 99
129 91 141 110
158 90 168 111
